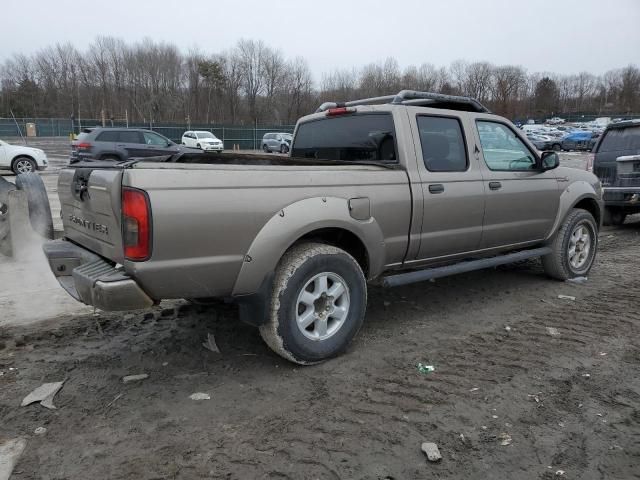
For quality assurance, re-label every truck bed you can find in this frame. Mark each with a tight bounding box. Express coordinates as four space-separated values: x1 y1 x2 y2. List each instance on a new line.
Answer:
57 154 412 300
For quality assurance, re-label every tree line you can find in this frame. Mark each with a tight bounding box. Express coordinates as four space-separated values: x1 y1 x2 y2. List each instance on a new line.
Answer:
1 36 638 125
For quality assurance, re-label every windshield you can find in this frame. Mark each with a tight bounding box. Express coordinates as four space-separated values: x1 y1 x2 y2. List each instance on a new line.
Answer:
196 132 217 139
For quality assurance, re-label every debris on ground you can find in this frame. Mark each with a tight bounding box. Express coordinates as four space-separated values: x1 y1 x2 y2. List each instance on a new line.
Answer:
202 333 221 354
555 470 565 476
498 432 512 446
469 387 480 392
557 295 576 301
189 393 211 401
21 380 65 409
582 373 591 378
504 325 511 332
599 352 607 356
528 393 542 404
0 438 27 480
421 442 442 462
417 363 435 374
33 427 47 435
546 327 560 337
566 276 588 284
122 374 149 383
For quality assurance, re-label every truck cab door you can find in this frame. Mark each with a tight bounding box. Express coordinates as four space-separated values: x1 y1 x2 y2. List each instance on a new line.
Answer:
408 111 485 261
473 119 560 248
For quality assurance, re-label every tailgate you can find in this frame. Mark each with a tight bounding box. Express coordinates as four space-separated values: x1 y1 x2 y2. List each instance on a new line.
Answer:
58 167 125 263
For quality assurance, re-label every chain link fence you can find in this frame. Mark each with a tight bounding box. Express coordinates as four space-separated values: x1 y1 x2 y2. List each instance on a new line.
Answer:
0 118 296 150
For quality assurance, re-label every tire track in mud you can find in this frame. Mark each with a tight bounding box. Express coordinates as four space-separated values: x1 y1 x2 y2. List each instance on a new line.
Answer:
231 231 640 479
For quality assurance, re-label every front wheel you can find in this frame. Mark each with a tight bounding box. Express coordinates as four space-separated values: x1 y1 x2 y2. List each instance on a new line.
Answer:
259 242 367 364
12 157 36 175
280 144 289 154
552 143 561 152
542 208 598 280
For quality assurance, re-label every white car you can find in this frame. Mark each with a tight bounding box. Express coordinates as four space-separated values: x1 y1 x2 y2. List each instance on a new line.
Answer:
0 139 48 174
181 131 224 152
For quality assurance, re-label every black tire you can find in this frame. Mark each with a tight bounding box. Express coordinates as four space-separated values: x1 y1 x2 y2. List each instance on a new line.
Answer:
603 207 626 226
259 242 367 364
11 157 36 175
552 143 561 151
542 208 598 280
0 177 16 256
263 144 270 153
280 144 288 154
196 143 201 149
15 173 54 240
101 155 121 162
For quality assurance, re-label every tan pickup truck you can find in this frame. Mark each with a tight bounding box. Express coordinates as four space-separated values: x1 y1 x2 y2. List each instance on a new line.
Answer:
44 91 603 364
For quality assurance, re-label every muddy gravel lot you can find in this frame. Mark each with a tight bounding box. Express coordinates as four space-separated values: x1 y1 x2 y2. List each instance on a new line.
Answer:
1 221 639 479
1 140 638 479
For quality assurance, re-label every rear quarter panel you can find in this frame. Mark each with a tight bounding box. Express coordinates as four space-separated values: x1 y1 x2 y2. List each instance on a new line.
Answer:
124 163 412 299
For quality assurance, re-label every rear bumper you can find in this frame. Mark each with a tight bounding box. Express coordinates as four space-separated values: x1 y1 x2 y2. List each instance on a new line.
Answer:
43 239 154 311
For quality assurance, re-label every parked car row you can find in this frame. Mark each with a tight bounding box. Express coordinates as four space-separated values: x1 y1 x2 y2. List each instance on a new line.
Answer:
67 127 298 164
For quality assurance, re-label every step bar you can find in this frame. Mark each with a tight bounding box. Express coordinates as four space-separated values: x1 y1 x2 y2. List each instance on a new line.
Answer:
382 247 552 288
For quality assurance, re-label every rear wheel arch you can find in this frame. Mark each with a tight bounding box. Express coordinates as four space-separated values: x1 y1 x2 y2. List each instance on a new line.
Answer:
232 197 385 296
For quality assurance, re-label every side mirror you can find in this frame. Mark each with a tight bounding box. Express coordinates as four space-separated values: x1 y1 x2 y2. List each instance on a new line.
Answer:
540 151 560 171
167 140 173 147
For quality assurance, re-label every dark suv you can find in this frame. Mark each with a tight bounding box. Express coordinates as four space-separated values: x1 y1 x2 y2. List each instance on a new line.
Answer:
70 127 184 163
592 120 640 225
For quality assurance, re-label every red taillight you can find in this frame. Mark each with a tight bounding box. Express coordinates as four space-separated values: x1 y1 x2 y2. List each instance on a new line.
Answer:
122 187 151 261
326 107 356 116
76 142 92 151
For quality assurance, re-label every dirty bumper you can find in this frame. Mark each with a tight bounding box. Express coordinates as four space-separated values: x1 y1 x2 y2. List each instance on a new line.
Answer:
42 239 154 311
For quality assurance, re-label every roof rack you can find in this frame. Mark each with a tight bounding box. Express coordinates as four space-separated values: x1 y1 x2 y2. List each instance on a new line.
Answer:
316 90 490 114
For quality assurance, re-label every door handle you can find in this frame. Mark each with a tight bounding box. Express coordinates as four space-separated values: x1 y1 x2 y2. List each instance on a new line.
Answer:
489 181 502 191
428 184 445 194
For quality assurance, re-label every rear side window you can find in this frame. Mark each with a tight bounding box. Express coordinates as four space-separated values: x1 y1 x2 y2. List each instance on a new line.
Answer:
597 127 640 153
292 114 397 162
119 131 142 144
417 116 468 172
96 130 119 142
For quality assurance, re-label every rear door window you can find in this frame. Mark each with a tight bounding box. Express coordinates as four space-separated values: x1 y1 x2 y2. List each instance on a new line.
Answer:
417 116 468 172
597 126 640 153
292 113 397 162
96 130 119 142
119 131 142 144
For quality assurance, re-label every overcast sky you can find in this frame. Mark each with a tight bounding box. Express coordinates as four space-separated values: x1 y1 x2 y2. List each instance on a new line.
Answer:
3 0 639 80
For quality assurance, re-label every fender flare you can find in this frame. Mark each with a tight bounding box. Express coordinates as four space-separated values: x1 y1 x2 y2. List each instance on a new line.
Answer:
232 196 386 296
547 181 602 239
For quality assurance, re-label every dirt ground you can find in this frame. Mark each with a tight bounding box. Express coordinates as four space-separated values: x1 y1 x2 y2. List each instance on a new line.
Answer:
1 139 638 479
0 220 639 479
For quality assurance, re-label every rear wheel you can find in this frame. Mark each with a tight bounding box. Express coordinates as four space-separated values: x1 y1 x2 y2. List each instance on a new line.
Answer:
263 144 270 153
12 157 36 175
603 207 626 226
101 155 120 162
259 242 367 364
280 144 288 154
552 143 561 151
542 208 598 280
